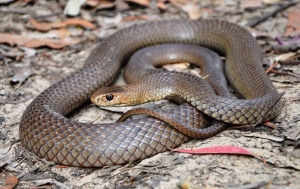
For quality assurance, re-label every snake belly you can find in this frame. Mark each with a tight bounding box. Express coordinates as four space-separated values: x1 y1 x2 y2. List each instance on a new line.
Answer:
19 19 282 167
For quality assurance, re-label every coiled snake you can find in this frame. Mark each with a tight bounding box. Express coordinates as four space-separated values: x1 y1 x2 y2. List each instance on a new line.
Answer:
19 19 282 167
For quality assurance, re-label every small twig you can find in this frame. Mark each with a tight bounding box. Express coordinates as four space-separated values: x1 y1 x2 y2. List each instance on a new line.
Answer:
278 54 300 65
265 61 280 74
270 69 300 78
90 115 102 123
279 60 300 65
247 0 299 27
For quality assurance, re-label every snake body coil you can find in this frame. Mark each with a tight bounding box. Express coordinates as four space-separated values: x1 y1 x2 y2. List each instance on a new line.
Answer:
19 19 281 167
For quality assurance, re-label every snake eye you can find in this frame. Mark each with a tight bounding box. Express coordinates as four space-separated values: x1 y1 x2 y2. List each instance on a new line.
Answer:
106 94 114 101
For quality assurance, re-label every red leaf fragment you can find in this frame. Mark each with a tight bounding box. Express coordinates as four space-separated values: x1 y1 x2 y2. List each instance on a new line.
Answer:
0 175 18 189
29 18 96 32
172 145 253 156
285 7 300 36
0 33 79 49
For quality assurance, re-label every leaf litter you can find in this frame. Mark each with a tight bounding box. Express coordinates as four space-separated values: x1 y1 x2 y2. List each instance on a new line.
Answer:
0 0 300 188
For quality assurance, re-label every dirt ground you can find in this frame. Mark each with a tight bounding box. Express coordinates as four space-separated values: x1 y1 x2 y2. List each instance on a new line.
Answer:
0 0 300 189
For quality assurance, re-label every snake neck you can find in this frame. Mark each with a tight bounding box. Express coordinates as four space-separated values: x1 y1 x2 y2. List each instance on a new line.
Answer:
121 72 281 124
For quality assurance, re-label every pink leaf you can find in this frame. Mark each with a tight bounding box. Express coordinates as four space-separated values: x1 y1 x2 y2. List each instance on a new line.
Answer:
172 145 253 156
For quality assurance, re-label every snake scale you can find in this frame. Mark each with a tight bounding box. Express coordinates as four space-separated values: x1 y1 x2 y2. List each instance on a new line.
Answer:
19 19 282 167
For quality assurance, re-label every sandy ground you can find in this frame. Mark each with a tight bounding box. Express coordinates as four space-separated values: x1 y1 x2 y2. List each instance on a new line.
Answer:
0 1 300 189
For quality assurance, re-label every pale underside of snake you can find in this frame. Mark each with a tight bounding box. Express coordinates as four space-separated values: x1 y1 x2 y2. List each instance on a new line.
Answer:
19 19 282 167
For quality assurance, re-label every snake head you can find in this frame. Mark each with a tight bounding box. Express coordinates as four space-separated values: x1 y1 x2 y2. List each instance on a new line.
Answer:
91 85 137 106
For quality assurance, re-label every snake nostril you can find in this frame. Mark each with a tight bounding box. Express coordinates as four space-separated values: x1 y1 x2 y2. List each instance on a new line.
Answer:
106 94 114 101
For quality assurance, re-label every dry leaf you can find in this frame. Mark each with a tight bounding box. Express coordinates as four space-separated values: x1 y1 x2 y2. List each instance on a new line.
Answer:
285 7 300 36
262 0 285 4
19 46 36 57
181 2 202 19
0 33 80 49
115 0 130 11
125 0 150 6
86 0 115 9
64 18 96 29
86 0 101 7
177 174 191 189
0 0 16 5
64 0 87 16
240 0 262 10
29 18 96 32
29 18 58 31
170 0 188 7
96 0 115 9
163 63 189 72
172 146 254 156
269 52 296 63
10 67 34 84
0 175 18 189
122 15 149 22
156 1 166 9
170 0 202 19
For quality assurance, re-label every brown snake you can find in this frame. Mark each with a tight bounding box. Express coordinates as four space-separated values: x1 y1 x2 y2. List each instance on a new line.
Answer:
20 19 282 167
91 44 231 138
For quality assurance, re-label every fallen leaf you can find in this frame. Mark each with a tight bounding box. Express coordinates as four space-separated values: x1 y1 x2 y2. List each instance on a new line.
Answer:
64 0 87 16
122 15 150 22
0 0 16 5
172 145 253 156
18 46 36 57
163 63 189 72
29 18 58 32
115 0 130 11
262 121 278 129
10 67 34 84
125 0 150 6
86 0 100 7
94 0 115 9
0 33 80 49
247 27 275 38
21 0 35 3
54 165 70 169
97 13 122 27
124 0 166 9
156 1 166 10
170 0 188 7
170 0 202 19
285 7 300 36
181 1 202 19
0 175 18 189
0 48 24 60
64 18 96 29
29 18 96 32
177 174 191 189
262 0 285 4
240 0 262 10
268 52 296 64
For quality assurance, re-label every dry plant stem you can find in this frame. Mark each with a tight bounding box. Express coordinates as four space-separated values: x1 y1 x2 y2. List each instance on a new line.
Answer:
247 0 299 27
279 60 300 65
270 69 300 79
266 61 280 74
